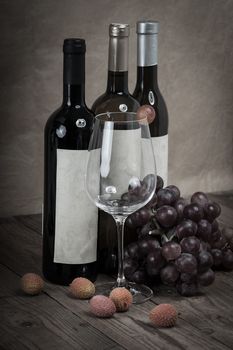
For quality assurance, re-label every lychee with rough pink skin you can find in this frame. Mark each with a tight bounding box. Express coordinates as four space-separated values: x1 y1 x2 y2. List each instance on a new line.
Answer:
136 105 156 124
90 295 116 318
21 273 44 295
109 287 133 312
69 277 95 299
149 304 178 327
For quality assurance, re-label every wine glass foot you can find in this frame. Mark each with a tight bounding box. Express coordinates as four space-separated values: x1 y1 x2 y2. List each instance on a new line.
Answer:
94 281 153 304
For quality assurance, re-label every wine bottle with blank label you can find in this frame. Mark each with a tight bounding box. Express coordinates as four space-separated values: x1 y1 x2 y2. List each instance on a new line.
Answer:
92 24 140 274
43 39 98 285
133 20 169 185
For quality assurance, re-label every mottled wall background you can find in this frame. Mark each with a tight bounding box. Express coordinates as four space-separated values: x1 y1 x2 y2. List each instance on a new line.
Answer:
0 0 232 217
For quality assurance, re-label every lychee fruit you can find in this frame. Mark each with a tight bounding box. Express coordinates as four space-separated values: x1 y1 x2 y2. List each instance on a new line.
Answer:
21 273 44 295
109 287 133 312
90 295 116 318
149 304 178 327
69 277 95 299
136 105 156 124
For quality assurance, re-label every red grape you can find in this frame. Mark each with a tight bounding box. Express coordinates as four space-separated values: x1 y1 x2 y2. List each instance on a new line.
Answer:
156 176 164 192
124 258 138 278
126 208 151 228
197 220 212 242
211 234 227 249
198 269 215 286
127 242 139 259
204 202 221 223
222 227 233 242
211 249 223 266
180 272 197 283
222 249 233 270
183 203 204 222
174 197 187 222
147 238 161 250
197 251 213 272
157 188 177 207
155 205 177 228
138 239 150 258
191 192 208 207
211 229 221 242
160 264 179 285
162 241 181 261
165 185 180 201
175 220 198 240
146 249 165 275
176 253 197 274
180 236 200 256
131 270 146 284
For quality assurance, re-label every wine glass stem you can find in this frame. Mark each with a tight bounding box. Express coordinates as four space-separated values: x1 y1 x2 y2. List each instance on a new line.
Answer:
114 216 127 287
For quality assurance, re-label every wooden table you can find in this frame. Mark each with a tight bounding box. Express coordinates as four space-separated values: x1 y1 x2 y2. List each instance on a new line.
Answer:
0 192 233 350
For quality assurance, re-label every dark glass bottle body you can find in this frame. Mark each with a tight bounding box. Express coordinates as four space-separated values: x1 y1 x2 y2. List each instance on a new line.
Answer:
133 65 168 137
43 40 97 285
92 24 140 275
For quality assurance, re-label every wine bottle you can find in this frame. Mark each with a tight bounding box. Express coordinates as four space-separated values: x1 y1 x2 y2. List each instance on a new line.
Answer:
92 24 140 274
43 39 98 285
133 20 169 185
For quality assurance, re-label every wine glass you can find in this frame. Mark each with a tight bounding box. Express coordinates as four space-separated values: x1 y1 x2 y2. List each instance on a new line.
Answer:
86 111 156 303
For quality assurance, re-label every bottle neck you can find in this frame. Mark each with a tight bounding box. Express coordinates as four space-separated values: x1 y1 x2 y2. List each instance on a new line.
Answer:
107 35 129 93
106 71 129 93
63 53 85 106
136 33 158 90
137 33 158 67
63 84 85 106
108 35 129 72
136 65 158 90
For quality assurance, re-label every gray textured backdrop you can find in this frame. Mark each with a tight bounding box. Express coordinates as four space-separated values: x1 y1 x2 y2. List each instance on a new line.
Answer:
0 0 233 217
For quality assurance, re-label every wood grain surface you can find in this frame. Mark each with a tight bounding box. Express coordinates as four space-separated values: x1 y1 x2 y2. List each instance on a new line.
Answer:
0 191 233 350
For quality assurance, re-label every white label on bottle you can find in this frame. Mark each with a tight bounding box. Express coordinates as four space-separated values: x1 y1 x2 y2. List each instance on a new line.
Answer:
54 149 98 264
152 135 168 186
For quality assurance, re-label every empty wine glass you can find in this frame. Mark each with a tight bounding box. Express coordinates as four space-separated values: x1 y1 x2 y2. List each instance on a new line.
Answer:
86 111 156 303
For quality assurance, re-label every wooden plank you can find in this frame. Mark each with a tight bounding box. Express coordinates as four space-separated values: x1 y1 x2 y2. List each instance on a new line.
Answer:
49 284 231 350
0 264 21 297
1 218 233 349
0 264 124 350
151 272 233 349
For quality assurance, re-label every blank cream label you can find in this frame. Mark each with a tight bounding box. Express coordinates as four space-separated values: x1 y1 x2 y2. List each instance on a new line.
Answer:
54 149 98 264
152 135 168 186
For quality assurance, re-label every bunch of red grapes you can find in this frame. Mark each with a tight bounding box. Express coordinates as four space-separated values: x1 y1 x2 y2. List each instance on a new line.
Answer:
124 176 233 296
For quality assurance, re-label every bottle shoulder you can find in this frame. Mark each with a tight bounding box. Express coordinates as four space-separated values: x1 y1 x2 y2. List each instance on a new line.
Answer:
44 104 95 149
92 92 140 114
45 104 94 127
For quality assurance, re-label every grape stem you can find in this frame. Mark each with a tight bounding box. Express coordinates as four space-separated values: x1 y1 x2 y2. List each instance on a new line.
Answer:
113 215 127 287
